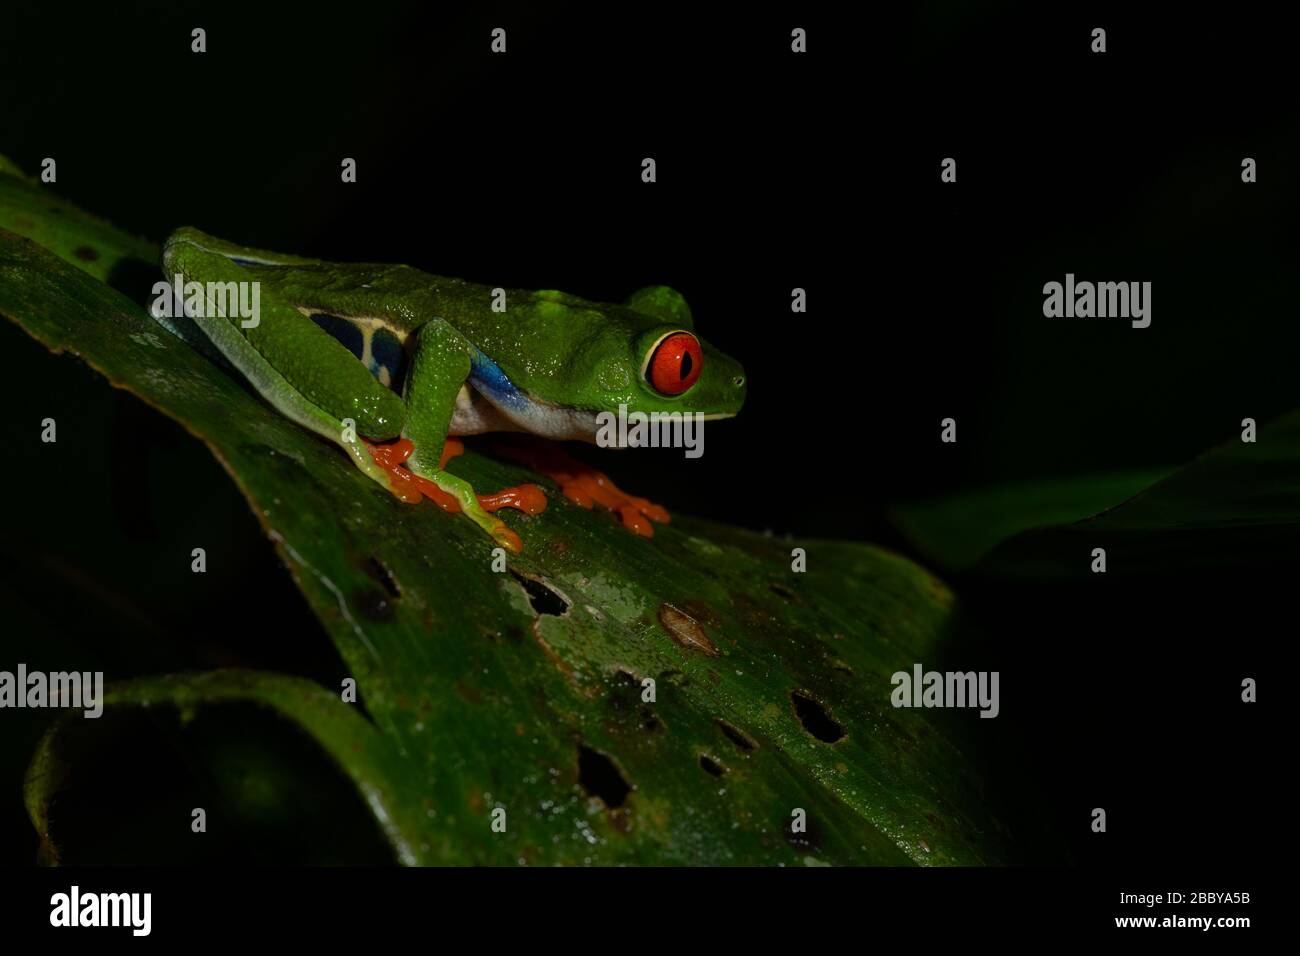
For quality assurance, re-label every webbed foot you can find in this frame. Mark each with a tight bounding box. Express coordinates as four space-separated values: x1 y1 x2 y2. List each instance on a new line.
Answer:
364 438 547 552
491 439 670 538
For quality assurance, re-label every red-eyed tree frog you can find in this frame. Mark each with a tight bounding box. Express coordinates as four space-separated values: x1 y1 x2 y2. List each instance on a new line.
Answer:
157 228 746 552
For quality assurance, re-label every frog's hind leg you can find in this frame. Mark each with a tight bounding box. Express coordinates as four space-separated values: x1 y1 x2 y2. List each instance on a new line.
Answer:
162 231 405 490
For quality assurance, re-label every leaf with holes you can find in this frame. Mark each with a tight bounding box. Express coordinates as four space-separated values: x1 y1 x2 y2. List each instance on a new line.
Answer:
1 191 1016 864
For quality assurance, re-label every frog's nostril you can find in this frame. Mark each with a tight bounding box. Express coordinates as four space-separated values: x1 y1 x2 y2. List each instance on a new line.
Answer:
733 376 746 388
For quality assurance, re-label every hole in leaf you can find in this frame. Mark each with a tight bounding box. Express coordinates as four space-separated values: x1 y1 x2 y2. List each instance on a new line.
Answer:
790 690 845 743
509 570 570 616
577 744 632 808
364 556 401 599
714 717 758 752
698 754 727 777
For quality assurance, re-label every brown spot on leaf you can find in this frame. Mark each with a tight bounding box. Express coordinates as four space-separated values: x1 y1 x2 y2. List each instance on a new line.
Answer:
658 603 718 657
74 245 100 262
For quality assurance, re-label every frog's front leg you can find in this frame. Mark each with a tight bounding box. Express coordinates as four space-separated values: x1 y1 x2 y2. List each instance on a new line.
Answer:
373 319 545 552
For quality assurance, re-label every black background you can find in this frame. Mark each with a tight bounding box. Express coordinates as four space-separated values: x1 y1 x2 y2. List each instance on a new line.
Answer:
0 0 1286 892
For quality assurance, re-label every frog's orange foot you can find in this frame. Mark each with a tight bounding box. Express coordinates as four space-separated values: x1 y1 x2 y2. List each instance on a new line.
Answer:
491 440 670 538
366 438 439 505
478 484 548 516
364 438 548 517
558 470 669 537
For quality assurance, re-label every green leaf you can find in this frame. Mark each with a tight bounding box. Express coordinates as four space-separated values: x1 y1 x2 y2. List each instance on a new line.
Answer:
980 415 1300 578
25 670 419 865
0 167 157 286
1 223 1015 865
891 469 1174 570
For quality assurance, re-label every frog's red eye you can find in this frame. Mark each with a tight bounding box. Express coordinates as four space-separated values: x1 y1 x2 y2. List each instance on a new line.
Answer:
646 332 703 395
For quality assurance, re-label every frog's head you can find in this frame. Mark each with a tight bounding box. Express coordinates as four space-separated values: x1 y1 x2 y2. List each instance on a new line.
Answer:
589 284 744 416
482 286 746 442
547 298 746 424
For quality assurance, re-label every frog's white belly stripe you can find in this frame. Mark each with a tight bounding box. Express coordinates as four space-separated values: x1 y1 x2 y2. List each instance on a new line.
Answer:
461 348 602 441
449 385 513 435
450 382 603 441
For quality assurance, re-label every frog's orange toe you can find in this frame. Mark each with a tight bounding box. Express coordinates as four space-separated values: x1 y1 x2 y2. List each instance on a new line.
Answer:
617 504 655 537
495 525 524 554
365 438 427 504
560 486 592 511
478 483 548 516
